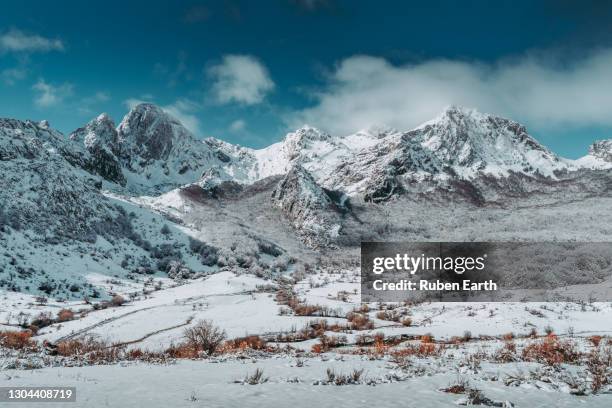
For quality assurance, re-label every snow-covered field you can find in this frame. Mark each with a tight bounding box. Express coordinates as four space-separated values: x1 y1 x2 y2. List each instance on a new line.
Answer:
2 269 611 407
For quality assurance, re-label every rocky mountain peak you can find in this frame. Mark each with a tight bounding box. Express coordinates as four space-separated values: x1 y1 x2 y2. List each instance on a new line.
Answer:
282 126 332 160
70 112 118 150
117 103 195 162
406 107 559 175
271 165 345 247
589 140 612 162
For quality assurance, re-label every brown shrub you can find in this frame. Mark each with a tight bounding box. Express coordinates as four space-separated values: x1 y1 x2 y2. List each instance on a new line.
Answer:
56 336 107 357
311 334 347 353
111 295 126 307
493 341 517 363
589 335 603 347
400 317 412 327
375 310 400 322
522 334 580 366
183 320 226 355
165 342 199 359
420 334 434 343
30 312 53 329
222 335 267 352
346 312 374 330
0 330 36 350
390 342 445 359
57 309 74 322
587 346 612 393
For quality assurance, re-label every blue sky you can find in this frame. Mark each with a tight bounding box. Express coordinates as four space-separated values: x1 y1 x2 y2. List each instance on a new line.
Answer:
2 0 612 157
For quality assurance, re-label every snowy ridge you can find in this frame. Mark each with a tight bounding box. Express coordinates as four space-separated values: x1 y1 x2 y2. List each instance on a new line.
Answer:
575 139 612 170
271 165 345 247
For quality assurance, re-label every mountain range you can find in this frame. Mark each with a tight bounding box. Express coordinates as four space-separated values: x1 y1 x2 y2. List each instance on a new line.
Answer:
1 103 611 299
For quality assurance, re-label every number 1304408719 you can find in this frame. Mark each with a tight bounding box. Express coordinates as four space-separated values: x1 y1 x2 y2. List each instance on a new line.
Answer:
1 387 76 402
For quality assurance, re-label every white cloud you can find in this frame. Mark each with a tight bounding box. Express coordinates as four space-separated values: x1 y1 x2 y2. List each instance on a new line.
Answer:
229 119 246 132
0 29 64 53
207 54 274 105
32 79 73 107
123 98 202 136
1 67 27 85
288 50 612 135
162 100 202 135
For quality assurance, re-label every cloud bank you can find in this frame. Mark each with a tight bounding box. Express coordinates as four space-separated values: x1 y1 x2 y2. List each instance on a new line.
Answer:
0 29 64 53
289 50 612 135
207 55 275 105
32 79 73 107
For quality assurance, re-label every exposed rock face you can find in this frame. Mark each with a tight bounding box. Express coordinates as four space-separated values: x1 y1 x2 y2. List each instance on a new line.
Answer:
323 107 570 202
68 103 233 194
117 103 189 162
589 140 612 162
69 114 125 186
0 118 134 243
271 165 347 247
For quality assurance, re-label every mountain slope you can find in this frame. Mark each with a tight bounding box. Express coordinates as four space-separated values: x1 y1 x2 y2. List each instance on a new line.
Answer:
0 118 214 299
271 165 349 247
69 104 241 194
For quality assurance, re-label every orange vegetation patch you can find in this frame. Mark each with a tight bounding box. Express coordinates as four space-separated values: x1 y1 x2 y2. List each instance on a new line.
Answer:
0 330 36 350
522 334 581 365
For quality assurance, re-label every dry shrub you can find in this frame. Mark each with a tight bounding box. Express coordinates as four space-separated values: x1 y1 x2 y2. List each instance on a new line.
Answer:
111 295 126 306
357 304 370 313
400 317 412 327
587 346 612 393
56 336 107 356
346 312 374 330
244 368 268 385
589 335 603 347
55 337 126 363
30 312 53 329
390 342 445 359
325 368 364 385
276 319 349 342
420 334 434 343
373 332 388 354
442 378 470 394
502 332 515 341
311 334 347 353
522 334 580 365
183 320 226 355
375 310 400 322
0 330 36 350
311 343 324 353
222 335 267 352
493 341 518 363
291 302 321 316
57 309 74 322
165 342 199 359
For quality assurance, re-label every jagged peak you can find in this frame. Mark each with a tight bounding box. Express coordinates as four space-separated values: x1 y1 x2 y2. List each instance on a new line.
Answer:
95 112 114 125
589 139 612 162
117 103 187 136
284 125 331 143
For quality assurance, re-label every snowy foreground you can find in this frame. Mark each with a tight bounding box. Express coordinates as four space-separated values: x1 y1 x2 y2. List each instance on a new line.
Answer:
2 271 612 407
4 358 612 408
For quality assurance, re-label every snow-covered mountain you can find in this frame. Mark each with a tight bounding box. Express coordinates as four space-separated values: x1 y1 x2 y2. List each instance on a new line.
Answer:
317 106 573 201
0 116 213 298
1 103 611 295
575 139 612 170
271 165 349 247
69 104 242 194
